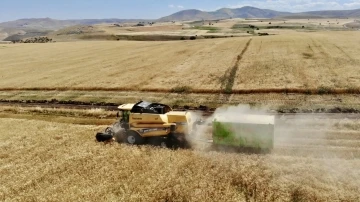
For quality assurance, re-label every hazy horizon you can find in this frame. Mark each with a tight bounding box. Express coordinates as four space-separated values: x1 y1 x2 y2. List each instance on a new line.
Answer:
1 0 360 23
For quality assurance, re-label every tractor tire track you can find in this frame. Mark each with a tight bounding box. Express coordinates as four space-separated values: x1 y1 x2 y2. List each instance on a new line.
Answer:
221 38 252 94
333 44 355 63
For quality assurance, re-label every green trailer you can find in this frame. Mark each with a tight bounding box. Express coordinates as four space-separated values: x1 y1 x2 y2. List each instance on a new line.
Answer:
212 114 275 152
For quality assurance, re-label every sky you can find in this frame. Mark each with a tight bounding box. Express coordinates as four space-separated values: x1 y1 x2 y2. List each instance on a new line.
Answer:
1 0 360 22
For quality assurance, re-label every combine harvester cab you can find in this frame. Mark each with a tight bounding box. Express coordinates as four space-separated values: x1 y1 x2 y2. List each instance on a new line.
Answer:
96 101 194 148
211 113 275 153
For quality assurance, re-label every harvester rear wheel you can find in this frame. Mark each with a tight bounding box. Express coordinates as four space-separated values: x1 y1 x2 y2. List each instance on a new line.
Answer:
148 137 167 148
166 133 190 149
125 130 145 145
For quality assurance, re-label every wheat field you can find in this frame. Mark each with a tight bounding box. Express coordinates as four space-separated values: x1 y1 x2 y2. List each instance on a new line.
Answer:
0 31 359 92
234 31 360 90
1 116 360 202
0 38 243 90
2 17 360 202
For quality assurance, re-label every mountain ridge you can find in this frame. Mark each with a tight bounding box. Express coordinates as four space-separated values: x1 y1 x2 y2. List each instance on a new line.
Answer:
0 18 153 30
159 6 360 21
1 6 359 28
1 6 359 41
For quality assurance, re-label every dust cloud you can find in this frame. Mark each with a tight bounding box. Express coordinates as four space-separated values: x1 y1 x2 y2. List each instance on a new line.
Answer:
187 104 360 198
188 104 275 151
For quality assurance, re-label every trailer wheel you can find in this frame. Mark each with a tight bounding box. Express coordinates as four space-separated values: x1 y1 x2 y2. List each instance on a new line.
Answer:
148 137 167 148
125 131 145 145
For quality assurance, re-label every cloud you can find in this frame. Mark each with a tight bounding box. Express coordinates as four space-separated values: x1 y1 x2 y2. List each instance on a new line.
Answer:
168 5 184 9
226 0 360 12
344 0 360 7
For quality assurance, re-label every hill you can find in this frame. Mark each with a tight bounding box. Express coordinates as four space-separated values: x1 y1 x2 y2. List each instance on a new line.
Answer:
0 18 151 41
0 18 151 30
209 7 291 19
158 9 214 21
1 6 360 41
301 8 360 18
159 6 360 21
159 6 291 21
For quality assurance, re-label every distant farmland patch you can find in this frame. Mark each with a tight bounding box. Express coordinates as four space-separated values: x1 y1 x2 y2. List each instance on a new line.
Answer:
4 30 51 41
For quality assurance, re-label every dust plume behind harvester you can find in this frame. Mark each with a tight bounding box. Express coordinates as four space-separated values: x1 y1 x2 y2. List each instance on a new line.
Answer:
96 100 275 152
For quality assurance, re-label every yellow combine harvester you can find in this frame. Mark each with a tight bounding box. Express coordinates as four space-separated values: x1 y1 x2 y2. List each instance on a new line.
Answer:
96 101 194 148
96 100 275 152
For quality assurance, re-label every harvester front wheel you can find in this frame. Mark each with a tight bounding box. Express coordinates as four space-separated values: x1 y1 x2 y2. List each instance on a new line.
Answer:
105 127 115 136
125 131 145 145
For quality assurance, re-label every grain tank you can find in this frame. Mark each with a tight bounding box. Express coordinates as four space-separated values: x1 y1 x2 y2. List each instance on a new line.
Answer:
212 114 275 152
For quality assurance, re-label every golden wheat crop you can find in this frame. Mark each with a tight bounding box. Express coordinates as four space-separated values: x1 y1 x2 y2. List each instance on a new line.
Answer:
1 117 360 202
0 38 245 90
0 31 359 93
234 31 360 90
